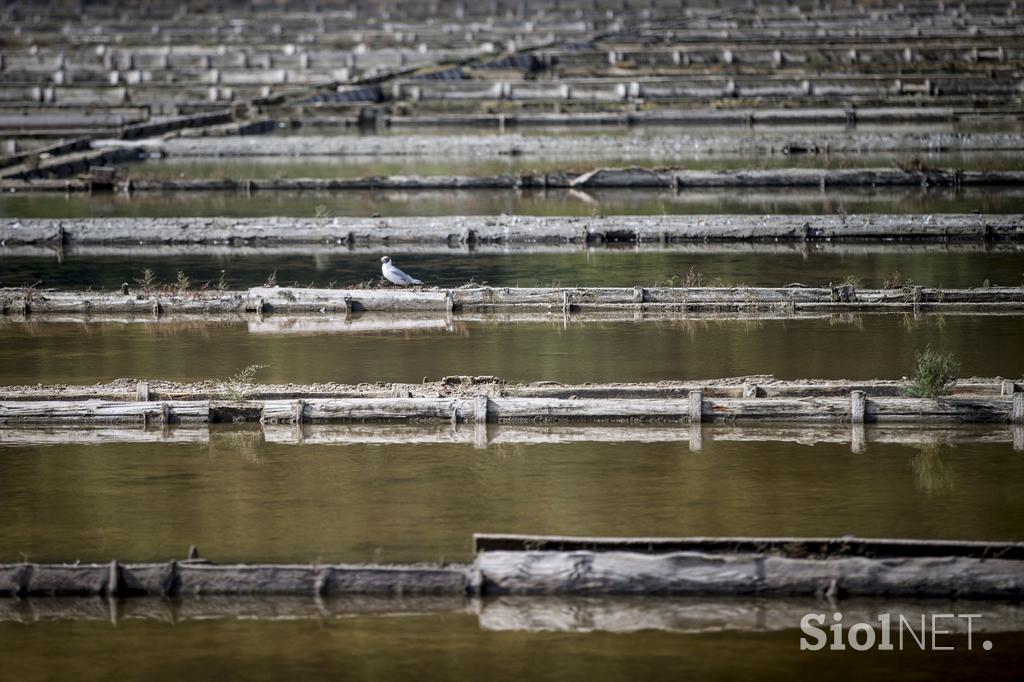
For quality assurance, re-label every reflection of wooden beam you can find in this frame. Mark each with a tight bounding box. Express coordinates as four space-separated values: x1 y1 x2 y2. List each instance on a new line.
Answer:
0 426 209 446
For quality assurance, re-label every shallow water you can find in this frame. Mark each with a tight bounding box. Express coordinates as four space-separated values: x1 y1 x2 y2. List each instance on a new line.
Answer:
1 608 1020 682
0 314 1021 386
2 186 1023 219
4 244 1023 289
0 433 1020 564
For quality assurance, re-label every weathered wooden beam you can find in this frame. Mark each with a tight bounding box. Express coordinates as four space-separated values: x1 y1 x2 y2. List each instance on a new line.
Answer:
472 533 1024 560
0 400 210 424
475 550 1024 598
4 215 1023 246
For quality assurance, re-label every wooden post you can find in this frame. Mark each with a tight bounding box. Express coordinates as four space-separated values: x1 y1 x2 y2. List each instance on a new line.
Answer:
293 399 305 424
137 381 150 402
562 291 571 315
632 287 644 304
689 390 703 423
1013 393 1024 425
1013 424 1024 452
851 390 866 423
474 395 489 424
160 402 170 425
446 290 454 313
1001 380 1016 396
742 384 758 398
472 396 489 450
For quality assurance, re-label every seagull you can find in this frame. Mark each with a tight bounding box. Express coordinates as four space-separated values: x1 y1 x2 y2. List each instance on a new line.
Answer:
380 256 423 286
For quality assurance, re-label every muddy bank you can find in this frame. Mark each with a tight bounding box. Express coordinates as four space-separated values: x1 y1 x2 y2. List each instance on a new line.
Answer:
3 214 1022 245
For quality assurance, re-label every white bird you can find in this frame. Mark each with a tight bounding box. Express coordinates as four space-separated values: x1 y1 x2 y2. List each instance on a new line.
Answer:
380 256 423 286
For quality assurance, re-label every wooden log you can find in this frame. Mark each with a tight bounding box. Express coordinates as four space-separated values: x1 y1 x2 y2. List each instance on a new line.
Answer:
487 398 691 422
4 215 1023 246
261 398 473 423
474 550 1024 598
1014 393 1024 424
472 534 1024 560
0 400 210 424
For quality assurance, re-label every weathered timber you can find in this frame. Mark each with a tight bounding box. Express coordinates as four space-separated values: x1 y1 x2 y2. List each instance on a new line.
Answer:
3 285 1023 317
0 562 468 598
4 536 1023 599
3 215 1021 245
473 534 1024 561
0 394 1016 425
262 397 474 423
475 550 1024 598
0 400 210 424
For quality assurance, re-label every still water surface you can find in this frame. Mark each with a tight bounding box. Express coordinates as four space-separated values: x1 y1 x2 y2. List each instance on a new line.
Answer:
3 187 1022 218
2 608 1020 682
0 435 1020 563
3 245 1023 289
1 315 1021 386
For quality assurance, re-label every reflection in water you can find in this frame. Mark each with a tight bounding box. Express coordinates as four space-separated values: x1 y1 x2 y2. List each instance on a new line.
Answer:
1 597 1022 682
3 186 1024 220
911 443 958 497
2 594 1024 635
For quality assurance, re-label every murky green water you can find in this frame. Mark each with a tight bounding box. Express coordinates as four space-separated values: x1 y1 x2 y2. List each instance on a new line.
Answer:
126 150 1024 181
0 435 1020 564
3 187 1022 219
1 608 1020 682
1 315 1021 386
3 245 1023 289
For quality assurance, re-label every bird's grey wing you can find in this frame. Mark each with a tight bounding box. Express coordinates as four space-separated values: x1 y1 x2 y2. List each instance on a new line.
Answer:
394 267 422 284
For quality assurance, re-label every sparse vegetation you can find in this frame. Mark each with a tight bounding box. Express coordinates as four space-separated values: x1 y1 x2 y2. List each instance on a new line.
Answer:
134 268 159 293
215 270 229 291
264 270 278 288
175 271 191 292
223 364 269 402
905 346 960 398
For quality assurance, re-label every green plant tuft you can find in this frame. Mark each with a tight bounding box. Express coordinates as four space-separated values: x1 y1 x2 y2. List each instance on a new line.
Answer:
905 346 960 398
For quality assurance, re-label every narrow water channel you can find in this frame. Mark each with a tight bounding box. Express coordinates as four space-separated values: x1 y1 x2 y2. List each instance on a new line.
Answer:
1 435 1020 564
1 315 1020 386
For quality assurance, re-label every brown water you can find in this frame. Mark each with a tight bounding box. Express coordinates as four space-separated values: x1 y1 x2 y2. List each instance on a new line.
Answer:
2 186 1023 218
4 244 1024 290
0 434 1021 564
1 315 1021 386
1 607 1020 682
